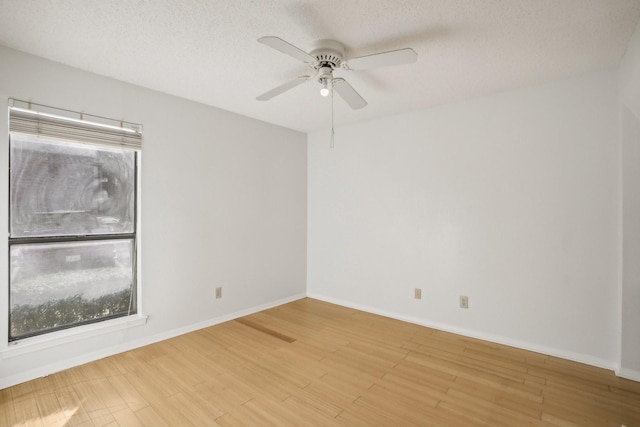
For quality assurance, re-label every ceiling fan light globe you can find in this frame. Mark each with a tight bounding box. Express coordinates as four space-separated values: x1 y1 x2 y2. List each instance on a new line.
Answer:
320 87 330 97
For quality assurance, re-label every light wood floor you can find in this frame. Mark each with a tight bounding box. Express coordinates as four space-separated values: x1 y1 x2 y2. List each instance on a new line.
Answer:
1 298 639 426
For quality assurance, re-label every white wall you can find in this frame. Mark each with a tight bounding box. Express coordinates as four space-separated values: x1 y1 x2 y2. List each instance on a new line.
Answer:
620 19 640 380
0 46 307 388
308 69 620 368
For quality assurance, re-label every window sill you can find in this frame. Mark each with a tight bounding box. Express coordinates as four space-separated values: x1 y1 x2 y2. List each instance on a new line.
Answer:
1 314 148 359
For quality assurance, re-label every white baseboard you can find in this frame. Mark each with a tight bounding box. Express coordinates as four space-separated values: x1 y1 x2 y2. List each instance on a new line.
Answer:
306 292 617 372
616 367 640 382
0 292 306 390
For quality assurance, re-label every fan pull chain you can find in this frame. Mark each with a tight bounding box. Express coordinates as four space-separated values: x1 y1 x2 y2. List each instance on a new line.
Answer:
330 78 335 149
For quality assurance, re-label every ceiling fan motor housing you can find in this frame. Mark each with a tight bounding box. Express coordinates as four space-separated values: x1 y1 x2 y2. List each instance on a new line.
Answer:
310 39 345 69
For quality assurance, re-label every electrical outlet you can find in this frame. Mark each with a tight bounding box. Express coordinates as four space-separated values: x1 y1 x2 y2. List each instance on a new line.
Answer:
414 288 422 300
459 295 469 309
215 287 222 299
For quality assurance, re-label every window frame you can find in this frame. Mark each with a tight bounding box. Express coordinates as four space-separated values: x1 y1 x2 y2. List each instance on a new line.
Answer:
6 101 143 343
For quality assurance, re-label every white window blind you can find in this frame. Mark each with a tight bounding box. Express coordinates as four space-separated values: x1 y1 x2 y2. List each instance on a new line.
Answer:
8 99 142 150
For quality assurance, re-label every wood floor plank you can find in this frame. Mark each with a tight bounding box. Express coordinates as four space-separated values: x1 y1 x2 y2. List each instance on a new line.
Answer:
284 387 344 418
0 389 14 427
54 390 92 426
86 407 115 426
242 396 327 427
235 317 297 343
439 387 550 427
33 393 67 426
110 406 145 427
213 413 251 427
71 380 106 413
106 374 149 412
12 397 43 427
165 391 225 426
390 359 457 393
145 398 196 426
303 376 362 409
377 371 447 405
194 383 251 415
226 398 289 427
134 406 171 427
357 382 439 425
1 298 638 426
279 394 343 426
317 371 376 401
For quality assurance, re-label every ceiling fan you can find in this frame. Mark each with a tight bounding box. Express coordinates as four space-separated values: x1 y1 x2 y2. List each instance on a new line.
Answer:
256 36 418 109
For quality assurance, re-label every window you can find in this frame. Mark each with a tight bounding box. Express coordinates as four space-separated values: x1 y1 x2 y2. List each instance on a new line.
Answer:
8 100 142 341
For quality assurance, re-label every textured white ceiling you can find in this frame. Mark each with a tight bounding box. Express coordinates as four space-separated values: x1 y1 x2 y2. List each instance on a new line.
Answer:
1 0 639 132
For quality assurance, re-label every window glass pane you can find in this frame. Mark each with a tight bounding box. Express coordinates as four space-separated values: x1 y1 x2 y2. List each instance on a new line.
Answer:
10 133 135 237
9 239 136 340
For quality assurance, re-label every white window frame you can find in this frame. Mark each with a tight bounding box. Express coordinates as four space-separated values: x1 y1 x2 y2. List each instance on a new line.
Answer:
2 99 146 356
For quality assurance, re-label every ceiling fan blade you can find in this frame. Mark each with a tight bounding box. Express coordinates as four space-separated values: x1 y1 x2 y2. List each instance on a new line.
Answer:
346 48 417 70
256 76 311 101
333 78 367 110
258 36 316 64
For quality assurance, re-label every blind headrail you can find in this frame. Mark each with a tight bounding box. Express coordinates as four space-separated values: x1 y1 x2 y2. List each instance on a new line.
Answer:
8 99 142 150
